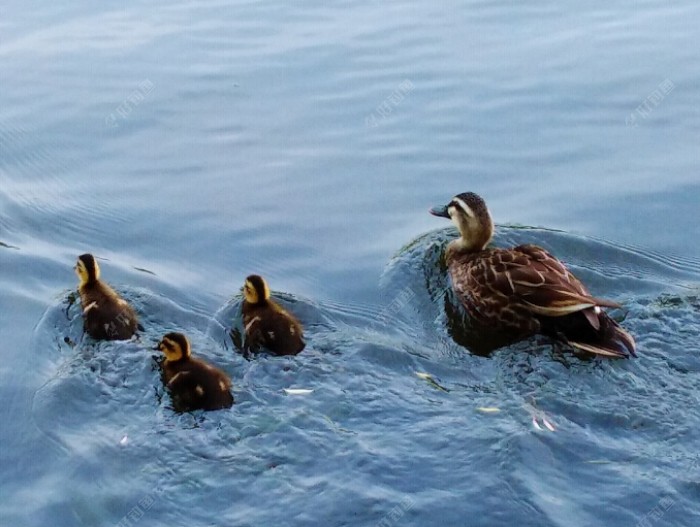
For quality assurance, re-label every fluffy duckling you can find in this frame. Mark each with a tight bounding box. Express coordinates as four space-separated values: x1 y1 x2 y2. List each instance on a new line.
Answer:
157 332 234 412
240 274 305 356
430 192 636 358
74 253 138 340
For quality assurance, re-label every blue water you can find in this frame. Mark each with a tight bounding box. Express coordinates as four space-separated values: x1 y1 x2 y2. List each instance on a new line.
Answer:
2 1 700 526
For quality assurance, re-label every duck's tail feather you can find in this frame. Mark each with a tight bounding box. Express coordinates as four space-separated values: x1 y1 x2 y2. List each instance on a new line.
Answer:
543 309 637 359
568 313 637 359
569 339 631 358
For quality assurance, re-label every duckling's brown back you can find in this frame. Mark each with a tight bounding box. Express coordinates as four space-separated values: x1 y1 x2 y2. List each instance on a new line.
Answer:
242 301 305 355
164 359 234 412
80 281 138 340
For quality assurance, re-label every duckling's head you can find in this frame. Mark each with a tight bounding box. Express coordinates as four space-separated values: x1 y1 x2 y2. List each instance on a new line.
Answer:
157 332 191 362
430 192 494 252
75 253 101 286
243 274 271 305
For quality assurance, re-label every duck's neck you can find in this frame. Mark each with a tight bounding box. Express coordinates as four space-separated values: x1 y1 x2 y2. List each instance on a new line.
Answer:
446 237 484 258
448 214 493 256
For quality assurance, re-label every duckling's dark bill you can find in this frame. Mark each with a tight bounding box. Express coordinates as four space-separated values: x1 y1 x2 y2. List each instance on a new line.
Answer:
429 205 450 218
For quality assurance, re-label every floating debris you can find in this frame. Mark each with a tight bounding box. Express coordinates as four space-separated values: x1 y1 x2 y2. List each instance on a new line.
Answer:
119 435 129 446
530 413 556 432
283 388 314 395
524 398 556 432
414 372 449 392
584 456 644 465
542 416 556 432
476 407 501 413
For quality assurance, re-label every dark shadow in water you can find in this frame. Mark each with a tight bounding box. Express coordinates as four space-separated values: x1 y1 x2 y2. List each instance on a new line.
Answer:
442 290 526 357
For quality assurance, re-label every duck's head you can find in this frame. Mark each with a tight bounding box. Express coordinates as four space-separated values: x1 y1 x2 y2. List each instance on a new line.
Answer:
157 332 191 362
75 253 101 286
430 192 494 251
243 274 270 305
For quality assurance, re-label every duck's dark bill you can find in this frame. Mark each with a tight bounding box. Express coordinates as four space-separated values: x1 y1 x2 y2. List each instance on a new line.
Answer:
429 205 450 218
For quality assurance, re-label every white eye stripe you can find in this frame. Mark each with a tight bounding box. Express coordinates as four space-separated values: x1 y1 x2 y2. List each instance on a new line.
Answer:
452 197 475 218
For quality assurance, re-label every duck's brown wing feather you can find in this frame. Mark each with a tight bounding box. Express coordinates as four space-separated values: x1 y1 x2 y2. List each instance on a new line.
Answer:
480 244 619 314
451 244 619 327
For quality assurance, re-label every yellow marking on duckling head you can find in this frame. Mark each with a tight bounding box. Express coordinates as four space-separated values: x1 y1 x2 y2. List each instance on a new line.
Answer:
195 385 204 397
75 253 101 286
158 332 191 362
243 275 271 304
219 380 226 391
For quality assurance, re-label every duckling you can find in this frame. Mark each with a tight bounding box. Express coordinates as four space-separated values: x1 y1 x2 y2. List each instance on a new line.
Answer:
74 253 138 340
156 332 234 412
240 274 305 356
429 192 636 358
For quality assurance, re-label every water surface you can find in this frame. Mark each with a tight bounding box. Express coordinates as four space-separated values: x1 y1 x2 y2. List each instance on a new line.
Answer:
1 1 700 526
